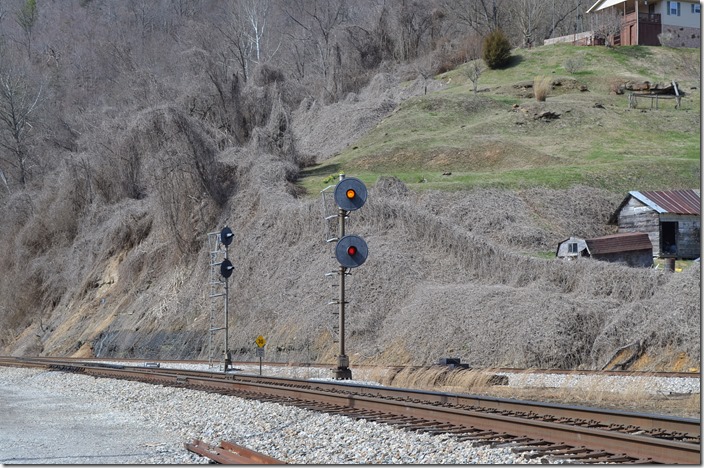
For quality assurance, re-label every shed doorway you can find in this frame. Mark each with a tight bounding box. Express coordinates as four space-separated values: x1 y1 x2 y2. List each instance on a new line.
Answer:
661 221 678 256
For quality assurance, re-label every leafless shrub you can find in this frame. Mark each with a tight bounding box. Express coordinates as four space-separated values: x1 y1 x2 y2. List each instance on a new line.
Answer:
658 32 675 47
564 54 585 74
591 263 701 369
249 87 299 165
252 63 286 87
374 176 410 198
90 134 145 203
421 30 475 76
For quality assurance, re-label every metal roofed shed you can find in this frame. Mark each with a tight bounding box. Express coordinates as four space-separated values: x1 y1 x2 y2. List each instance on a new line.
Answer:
609 190 700 259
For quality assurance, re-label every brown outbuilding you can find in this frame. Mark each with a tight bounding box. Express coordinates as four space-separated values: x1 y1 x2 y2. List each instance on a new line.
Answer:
557 232 654 267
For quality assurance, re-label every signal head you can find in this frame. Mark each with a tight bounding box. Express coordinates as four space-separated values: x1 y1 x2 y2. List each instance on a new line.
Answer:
334 177 367 211
335 235 368 268
220 226 234 247
220 259 234 278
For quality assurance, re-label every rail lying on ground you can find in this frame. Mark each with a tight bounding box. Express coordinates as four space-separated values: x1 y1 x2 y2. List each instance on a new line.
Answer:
1 356 700 464
185 439 285 464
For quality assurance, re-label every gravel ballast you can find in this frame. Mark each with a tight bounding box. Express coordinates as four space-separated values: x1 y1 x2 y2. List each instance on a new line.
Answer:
1 366 550 464
0 364 698 464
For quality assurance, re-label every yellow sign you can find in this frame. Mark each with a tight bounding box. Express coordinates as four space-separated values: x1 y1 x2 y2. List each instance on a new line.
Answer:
255 335 266 348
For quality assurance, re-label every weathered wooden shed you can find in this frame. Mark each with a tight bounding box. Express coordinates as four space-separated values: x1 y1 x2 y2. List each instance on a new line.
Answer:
609 190 700 259
556 233 653 267
585 232 654 267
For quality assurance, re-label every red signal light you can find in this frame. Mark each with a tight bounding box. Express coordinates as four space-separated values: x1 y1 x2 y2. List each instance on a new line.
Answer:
347 245 357 256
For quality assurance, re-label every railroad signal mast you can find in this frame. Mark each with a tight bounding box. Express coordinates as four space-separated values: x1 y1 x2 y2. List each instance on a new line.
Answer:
208 226 235 372
219 226 235 371
329 174 368 380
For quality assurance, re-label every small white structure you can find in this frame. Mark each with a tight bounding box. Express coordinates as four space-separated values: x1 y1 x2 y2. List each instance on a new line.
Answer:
556 236 588 259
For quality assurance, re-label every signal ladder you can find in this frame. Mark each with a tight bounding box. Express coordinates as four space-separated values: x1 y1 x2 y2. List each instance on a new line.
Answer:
207 231 227 369
321 183 345 343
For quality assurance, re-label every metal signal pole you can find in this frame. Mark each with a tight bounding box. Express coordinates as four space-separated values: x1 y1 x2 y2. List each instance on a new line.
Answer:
335 203 352 380
223 243 232 371
219 227 235 372
335 174 351 379
327 174 367 380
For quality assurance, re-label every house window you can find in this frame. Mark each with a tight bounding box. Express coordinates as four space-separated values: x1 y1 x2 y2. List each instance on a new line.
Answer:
693 3 700 13
667 1 681 16
568 242 579 254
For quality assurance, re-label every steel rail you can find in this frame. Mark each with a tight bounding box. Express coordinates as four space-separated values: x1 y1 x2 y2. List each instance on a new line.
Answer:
2 357 700 464
4 357 699 437
61 362 699 464
64 361 695 439
7 356 699 378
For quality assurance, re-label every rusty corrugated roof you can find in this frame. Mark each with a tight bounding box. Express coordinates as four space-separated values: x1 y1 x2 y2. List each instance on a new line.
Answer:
632 190 700 215
609 189 701 224
585 232 652 255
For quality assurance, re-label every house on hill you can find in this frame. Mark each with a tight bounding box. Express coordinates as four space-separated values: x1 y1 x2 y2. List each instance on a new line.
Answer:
557 233 654 267
609 189 700 259
586 0 701 47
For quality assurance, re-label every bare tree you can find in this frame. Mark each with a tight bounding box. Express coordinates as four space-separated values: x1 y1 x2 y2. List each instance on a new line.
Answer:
15 0 37 60
507 0 547 48
442 0 506 36
545 0 584 40
590 8 623 47
243 0 272 64
171 0 201 18
465 59 484 94
0 69 43 188
283 0 348 99
344 1 396 70
393 0 436 61
412 53 438 95
213 5 253 83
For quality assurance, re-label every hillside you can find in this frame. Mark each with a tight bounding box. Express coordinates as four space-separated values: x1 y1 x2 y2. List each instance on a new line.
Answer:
299 45 700 193
0 43 700 373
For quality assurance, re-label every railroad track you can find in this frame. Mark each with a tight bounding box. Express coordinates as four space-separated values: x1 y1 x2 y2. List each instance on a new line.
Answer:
1 357 700 464
11 355 699 379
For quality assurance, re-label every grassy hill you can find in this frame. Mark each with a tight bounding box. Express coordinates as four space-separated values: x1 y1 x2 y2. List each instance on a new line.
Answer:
299 44 700 194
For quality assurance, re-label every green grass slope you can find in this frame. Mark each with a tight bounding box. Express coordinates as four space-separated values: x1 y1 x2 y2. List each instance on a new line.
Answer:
300 44 700 194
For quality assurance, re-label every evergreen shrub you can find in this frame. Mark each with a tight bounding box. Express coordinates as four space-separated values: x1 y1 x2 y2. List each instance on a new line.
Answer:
482 29 512 69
